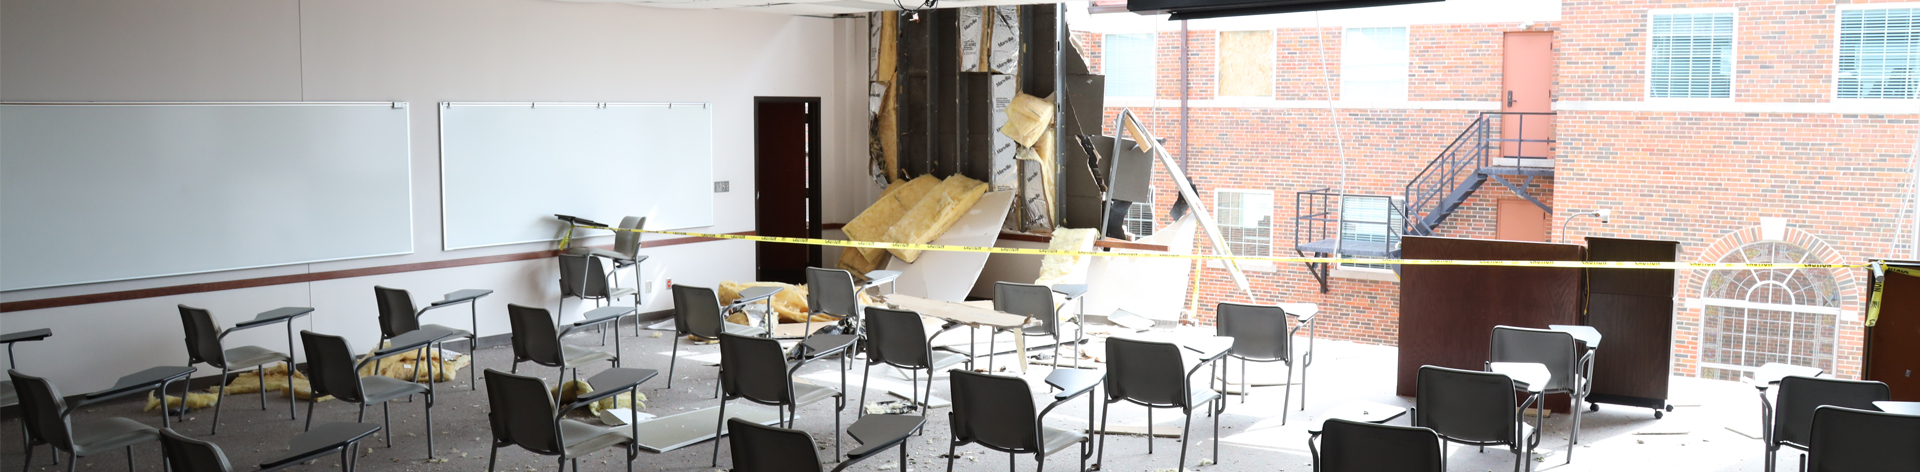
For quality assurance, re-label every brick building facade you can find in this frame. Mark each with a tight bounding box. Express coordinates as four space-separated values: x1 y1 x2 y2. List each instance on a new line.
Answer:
1071 0 1918 379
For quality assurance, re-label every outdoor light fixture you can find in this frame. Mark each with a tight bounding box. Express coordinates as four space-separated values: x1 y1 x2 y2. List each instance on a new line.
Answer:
1560 209 1612 243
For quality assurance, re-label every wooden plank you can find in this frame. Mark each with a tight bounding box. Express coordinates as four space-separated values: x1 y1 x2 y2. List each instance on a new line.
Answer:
883 294 1029 328
1397 236 1584 399
1 231 753 313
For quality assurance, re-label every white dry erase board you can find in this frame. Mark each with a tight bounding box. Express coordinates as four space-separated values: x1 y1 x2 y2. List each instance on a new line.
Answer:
437 102 714 250
0 102 414 291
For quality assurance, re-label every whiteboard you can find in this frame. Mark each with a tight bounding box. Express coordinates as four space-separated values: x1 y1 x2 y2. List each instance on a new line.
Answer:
438 102 714 250
0 103 414 291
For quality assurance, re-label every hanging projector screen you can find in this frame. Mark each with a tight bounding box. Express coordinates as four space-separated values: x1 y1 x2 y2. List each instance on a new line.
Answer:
0 102 415 291
438 102 714 250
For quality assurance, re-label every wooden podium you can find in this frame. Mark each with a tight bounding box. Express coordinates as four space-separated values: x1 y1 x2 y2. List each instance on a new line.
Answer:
1864 260 1920 402
1397 236 1585 397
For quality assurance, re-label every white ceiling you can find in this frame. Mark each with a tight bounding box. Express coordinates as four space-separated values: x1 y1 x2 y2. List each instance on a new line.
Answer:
552 0 1063 17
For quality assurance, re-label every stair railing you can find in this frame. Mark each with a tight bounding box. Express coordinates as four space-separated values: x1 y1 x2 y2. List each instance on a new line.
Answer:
1403 113 1492 236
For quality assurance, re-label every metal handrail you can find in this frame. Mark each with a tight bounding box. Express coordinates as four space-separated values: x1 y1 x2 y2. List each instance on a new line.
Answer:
1402 112 1556 236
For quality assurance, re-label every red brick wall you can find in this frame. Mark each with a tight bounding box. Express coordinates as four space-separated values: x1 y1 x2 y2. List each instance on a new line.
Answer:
1069 0 1919 380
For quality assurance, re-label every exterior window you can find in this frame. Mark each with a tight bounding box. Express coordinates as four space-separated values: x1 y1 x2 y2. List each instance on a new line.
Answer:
1336 195 1403 271
1217 30 1275 98
1649 12 1735 98
1104 33 1156 98
1215 189 1273 257
1341 27 1409 101
1839 8 1919 99
1699 242 1842 381
1124 188 1156 237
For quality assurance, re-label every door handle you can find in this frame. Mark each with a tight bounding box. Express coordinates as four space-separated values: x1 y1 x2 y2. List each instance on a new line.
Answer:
1507 90 1516 107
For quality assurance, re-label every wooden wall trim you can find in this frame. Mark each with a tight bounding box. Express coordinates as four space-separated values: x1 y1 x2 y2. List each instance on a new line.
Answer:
0 231 755 313
996 232 1172 252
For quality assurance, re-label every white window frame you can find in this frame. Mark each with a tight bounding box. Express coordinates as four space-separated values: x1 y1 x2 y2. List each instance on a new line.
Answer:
1213 188 1274 258
1103 33 1158 99
1645 8 1739 102
1833 3 1920 102
1340 26 1411 103
1124 186 1157 237
1331 195 1403 281
1214 29 1277 100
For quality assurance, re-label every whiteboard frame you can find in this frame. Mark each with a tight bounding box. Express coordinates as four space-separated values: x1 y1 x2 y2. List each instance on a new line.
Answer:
436 101 714 251
0 101 415 291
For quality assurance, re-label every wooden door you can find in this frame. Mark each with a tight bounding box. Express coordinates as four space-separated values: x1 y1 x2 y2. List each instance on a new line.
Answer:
1501 32 1554 164
754 98 821 285
1495 198 1549 242
1866 264 1920 401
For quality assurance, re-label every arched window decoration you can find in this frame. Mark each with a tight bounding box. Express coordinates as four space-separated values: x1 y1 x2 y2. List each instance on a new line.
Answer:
1699 242 1841 381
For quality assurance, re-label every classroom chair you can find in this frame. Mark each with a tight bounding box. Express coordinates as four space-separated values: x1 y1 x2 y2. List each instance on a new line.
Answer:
300 331 435 458
727 415 919 472
483 369 637 472
804 267 862 338
948 370 1091 472
989 282 1077 370
9 370 160 472
1097 337 1222 472
565 216 648 336
177 305 297 434
1488 325 1592 463
373 286 477 388
1412 365 1538 472
1765 375 1890 472
665 284 767 390
1214 302 1315 420
1800 405 1920 472
557 253 635 346
1314 418 1445 472
710 332 845 467
505 304 617 385
160 422 381 472
860 306 969 417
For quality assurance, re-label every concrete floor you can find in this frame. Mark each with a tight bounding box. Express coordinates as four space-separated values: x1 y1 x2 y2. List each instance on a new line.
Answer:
0 323 1784 472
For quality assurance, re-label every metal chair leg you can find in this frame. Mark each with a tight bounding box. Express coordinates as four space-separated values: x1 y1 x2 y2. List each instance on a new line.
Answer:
288 360 299 419
210 365 230 434
1178 409 1193 471
710 399 728 467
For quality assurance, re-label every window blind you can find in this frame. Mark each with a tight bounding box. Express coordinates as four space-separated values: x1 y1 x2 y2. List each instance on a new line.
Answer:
1839 8 1918 99
1650 12 1735 98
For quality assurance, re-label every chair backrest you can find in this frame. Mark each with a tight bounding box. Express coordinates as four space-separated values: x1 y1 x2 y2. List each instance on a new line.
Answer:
718 333 793 405
864 306 932 369
612 216 646 258
1104 337 1189 407
1414 365 1517 444
8 370 72 451
1805 405 1920 472
1215 302 1292 362
558 254 611 299
1320 419 1445 472
1773 375 1890 447
373 286 420 339
805 267 859 319
994 282 1058 336
1488 326 1579 392
160 428 234 472
299 331 366 403
484 369 564 455
672 285 726 339
726 418 824 472
507 304 564 367
948 370 1039 452
178 305 228 368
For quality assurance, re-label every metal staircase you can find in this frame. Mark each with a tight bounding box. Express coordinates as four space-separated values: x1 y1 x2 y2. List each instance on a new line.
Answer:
1293 111 1555 293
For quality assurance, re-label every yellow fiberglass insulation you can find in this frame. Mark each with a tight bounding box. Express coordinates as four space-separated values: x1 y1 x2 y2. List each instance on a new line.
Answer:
844 174 941 262
882 175 990 263
553 380 647 416
999 93 1054 148
1034 228 1100 286
718 281 823 325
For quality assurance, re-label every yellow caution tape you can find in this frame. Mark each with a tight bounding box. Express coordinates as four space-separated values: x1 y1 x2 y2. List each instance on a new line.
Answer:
1864 262 1920 328
582 226 1868 271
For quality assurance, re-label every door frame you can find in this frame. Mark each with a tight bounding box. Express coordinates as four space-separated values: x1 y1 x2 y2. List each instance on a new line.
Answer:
753 96 824 275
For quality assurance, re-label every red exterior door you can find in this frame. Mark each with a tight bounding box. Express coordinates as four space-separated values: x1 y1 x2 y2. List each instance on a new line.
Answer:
1501 32 1554 163
1495 198 1549 242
